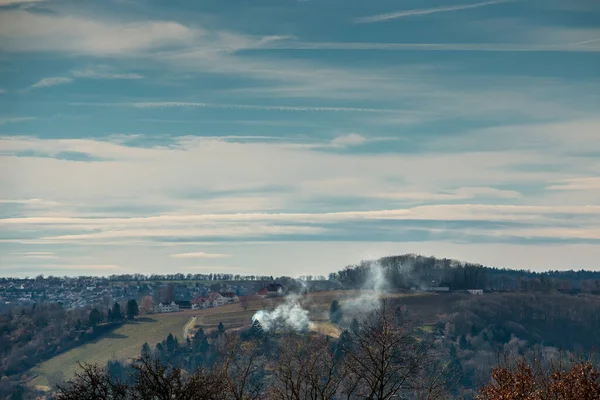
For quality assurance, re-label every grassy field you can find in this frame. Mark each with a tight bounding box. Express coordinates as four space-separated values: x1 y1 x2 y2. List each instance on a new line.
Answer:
29 290 447 390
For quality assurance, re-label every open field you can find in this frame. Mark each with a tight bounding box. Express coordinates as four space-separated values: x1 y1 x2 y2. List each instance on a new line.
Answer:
29 290 451 390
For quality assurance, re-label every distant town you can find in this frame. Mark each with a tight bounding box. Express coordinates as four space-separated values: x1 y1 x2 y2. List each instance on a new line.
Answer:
0 274 332 313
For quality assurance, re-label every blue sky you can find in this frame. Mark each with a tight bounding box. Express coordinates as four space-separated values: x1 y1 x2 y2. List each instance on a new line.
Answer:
1 0 599 277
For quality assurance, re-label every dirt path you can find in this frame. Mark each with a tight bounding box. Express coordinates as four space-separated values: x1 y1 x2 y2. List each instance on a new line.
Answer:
183 316 197 339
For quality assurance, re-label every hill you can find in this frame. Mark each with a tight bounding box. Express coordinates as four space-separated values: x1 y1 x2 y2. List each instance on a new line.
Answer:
29 290 431 390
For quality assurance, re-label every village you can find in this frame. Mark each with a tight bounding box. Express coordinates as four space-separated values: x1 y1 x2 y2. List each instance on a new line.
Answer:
153 283 284 313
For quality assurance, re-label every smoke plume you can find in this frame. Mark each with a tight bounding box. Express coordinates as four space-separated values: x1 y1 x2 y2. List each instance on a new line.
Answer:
341 261 389 317
252 295 311 332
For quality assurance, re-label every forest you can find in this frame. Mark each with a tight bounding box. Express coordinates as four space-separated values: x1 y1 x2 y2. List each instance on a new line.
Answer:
43 301 600 399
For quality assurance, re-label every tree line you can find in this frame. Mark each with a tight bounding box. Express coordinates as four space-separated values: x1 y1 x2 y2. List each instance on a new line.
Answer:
330 254 600 292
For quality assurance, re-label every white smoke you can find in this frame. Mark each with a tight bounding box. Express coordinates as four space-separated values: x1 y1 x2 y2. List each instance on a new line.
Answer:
341 261 389 317
252 294 311 332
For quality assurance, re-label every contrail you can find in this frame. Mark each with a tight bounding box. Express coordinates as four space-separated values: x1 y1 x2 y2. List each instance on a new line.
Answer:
355 0 514 23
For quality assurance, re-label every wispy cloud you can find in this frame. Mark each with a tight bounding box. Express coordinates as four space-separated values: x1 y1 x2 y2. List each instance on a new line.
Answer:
28 77 73 90
170 252 232 259
71 66 143 80
259 41 600 53
73 101 398 113
355 0 514 23
0 116 36 125
0 0 46 6
547 177 600 191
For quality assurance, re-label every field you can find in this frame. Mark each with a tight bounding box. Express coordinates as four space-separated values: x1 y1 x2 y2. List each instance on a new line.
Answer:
29 290 452 390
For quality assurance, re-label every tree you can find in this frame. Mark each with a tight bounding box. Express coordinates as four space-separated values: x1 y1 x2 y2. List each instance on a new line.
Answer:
111 302 123 322
141 342 151 359
89 308 103 327
166 333 177 355
250 319 263 339
126 299 139 320
341 301 445 399
140 295 154 314
241 297 250 312
329 300 343 324
55 356 227 400
478 357 600 400
218 322 225 334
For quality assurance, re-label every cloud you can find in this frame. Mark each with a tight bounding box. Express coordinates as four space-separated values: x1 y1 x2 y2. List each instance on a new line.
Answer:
355 0 514 23
0 88 6 94
547 177 600 191
0 117 36 125
0 198 60 206
0 10 201 55
28 77 73 90
374 187 521 201
71 66 143 80
170 252 232 259
0 0 45 6
122 102 397 113
259 41 600 53
330 133 368 147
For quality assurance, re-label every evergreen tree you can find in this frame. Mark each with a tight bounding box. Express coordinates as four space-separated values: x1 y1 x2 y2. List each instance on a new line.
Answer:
218 322 225 334
89 308 103 327
250 319 263 339
126 299 139 320
111 302 122 322
329 300 343 324
166 333 176 354
141 342 151 358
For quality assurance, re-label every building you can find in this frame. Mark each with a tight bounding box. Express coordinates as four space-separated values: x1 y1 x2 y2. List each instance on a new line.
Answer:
467 289 483 295
192 296 211 310
423 287 450 292
220 292 239 303
174 300 192 309
209 292 226 307
266 283 284 297
256 288 269 298
154 301 180 313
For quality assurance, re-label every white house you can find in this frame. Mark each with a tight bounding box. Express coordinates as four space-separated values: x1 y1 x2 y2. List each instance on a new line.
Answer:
220 292 239 303
192 297 211 310
209 292 226 307
467 289 484 295
155 301 180 313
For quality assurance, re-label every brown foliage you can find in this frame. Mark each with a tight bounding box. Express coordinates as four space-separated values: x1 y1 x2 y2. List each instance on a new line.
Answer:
477 357 600 400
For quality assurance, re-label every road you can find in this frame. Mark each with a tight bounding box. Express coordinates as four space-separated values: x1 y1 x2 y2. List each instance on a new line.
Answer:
183 316 197 340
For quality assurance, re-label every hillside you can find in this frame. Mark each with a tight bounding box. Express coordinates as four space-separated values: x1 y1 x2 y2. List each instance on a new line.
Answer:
28 290 429 390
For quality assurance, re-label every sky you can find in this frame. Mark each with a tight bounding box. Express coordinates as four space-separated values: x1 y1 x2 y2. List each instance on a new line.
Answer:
0 0 599 277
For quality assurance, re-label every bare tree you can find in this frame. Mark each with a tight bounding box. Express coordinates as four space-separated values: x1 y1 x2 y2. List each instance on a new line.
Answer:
341 301 447 400
55 355 227 400
241 297 250 312
271 333 347 400
217 333 266 400
54 362 129 400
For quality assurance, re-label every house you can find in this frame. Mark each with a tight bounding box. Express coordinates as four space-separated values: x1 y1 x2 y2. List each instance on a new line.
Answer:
209 292 226 307
256 288 269 299
467 289 483 295
192 296 211 310
154 301 180 313
267 283 284 297
220 292 239 303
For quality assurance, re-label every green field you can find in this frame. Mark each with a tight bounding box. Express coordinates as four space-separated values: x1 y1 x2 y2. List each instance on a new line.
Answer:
29 299 276 390
29 291 445 390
